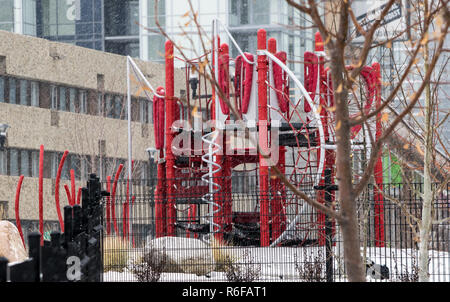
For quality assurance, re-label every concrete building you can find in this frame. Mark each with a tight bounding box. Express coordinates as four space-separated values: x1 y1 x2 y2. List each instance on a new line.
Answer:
0 29 185 235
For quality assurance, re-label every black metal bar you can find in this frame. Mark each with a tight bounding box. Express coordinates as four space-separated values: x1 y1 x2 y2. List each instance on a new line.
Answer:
73 204 82 236
0 257 8 282
324 169 335 283
28 232 41 282
64 206 73 245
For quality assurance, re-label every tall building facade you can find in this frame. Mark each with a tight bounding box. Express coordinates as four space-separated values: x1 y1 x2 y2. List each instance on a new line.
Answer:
0 0 314 77
0 0 104 50
139 0 315 77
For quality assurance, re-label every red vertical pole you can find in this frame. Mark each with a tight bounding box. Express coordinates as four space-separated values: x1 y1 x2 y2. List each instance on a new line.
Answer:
372 62 385 247
38 145 44 246
267 37 282 242
222 157 232 235
155 156 166 238
257 29 270 247
165 40 176 237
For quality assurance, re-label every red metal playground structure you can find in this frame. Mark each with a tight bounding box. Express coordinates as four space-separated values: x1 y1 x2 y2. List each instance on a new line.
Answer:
134 21 386 248
12 22 385 250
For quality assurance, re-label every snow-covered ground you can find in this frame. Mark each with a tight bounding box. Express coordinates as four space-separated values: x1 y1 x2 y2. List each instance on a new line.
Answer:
103 245 450 282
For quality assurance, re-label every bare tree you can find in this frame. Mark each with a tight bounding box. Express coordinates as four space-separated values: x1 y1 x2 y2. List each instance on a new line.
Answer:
372 0 450 281
147 0 449 281
284 0 449 282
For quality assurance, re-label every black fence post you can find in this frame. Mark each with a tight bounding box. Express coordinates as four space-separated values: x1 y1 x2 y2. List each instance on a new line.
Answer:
73 205 82 237
64 206 73 246
0 257 8 282
28 232 41 282
315 168 338 282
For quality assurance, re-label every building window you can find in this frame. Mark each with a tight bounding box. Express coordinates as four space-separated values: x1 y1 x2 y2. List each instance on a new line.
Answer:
0 150 6 175
69 87 76 112
115 95 123 119
106 94 113 118
79 90 87 113
8 149 19 176
105 0 139 36
148 100 153 123
50 85 58 109
31 150 39 177
30 81 39 106
42 0 76 37
146 35 165 62
20 80 28 106
23 0 37 36
59 86 67 111
20 150 30 177
0 0 14 32
9 78 16 104
0 76 4 102
97 92 104 116
70 155 81 180
140 99 147 123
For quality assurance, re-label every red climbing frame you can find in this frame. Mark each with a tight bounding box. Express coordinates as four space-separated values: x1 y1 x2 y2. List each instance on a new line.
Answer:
149 26 383 248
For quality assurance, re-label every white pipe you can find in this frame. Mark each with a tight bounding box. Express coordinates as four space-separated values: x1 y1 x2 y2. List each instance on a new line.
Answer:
214 19 254 65
127 56 165 98
126 57 133 238
324 144 367 150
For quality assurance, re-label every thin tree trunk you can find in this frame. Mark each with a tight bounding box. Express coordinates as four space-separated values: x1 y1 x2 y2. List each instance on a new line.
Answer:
330 58 366 282
418 30 433 282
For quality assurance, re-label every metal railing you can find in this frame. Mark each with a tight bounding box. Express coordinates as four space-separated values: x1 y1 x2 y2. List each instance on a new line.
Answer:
101 175 449 282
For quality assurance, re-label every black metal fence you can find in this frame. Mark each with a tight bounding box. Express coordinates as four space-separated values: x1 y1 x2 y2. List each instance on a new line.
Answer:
0 174 106 282
101 173 449 282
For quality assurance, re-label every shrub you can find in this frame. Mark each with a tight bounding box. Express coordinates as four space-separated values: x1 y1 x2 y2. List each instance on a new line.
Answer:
294 249 326 282
224 249 261 282
103 236 129 272
130 248 168 282
392 252 419 282
210 238 235 272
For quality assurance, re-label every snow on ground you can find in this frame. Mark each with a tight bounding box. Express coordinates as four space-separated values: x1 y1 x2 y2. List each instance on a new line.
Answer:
103 245 449 282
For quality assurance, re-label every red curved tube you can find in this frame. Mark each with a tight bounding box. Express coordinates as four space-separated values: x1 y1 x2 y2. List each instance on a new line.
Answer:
15 175 25 248
39 145 44 246
304 51 318 113
106 176 112 235
234 53 254 115
64 184 72 205
76 187 82 205
70 169 76 206
111 164 124 235
272 51 289 112
55 150 69 232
